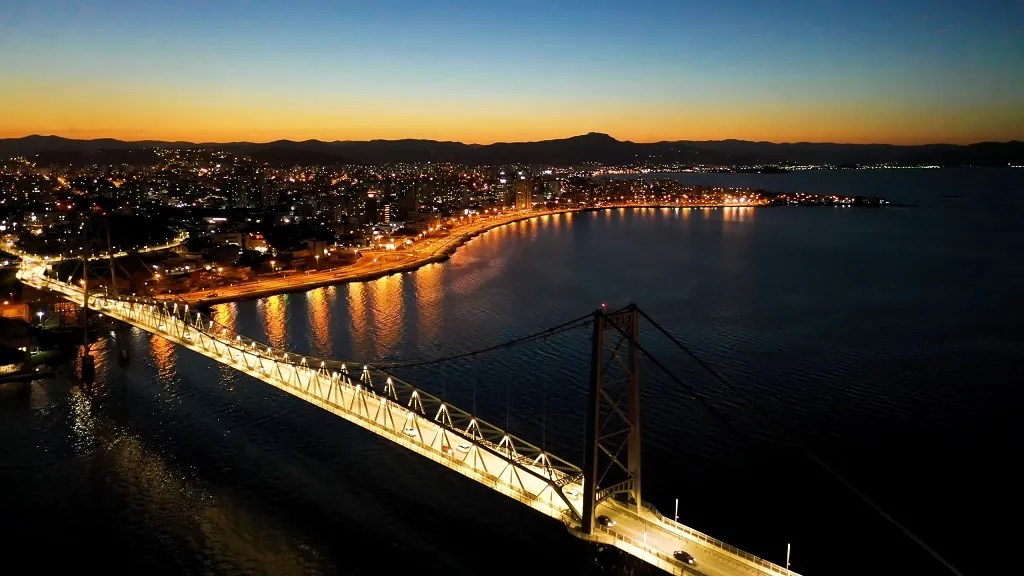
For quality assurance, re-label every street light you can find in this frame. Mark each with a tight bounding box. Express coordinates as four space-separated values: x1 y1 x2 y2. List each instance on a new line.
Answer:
315 255 320 271
37 310 44 325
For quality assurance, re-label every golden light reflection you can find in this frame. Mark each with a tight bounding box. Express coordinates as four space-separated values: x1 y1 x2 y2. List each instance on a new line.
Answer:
69 385 98 452
307 287 332 357
99 428 318 573
150 333 176 381
368 273 404 357
259 295 287 348
347 282 371 359
528 218 540 242
217 361 238 393
451 225 506 297
413 263 443 346
721 206 754 230
87 338 110 380
212 302 238 335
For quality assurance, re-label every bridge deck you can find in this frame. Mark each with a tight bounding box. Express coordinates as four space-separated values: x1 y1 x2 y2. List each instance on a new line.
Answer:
19 263 799 576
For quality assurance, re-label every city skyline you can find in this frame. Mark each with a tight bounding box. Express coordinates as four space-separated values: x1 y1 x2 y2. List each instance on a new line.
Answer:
2 0 1021 145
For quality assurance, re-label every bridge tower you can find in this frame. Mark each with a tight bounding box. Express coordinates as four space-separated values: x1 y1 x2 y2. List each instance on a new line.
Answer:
78 216 127 381
581 304 641 534
79 220 95 382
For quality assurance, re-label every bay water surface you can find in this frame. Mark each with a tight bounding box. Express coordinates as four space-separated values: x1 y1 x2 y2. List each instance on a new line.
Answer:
2 169 1020 576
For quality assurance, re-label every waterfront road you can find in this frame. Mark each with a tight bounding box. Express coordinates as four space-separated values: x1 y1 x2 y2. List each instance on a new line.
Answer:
163 209 576 305
158 202 760 306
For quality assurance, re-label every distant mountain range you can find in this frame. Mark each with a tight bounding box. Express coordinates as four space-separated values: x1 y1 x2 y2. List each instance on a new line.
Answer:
1 133 1021 167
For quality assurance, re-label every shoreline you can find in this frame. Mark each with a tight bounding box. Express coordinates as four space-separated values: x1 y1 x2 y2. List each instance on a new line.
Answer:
173 206 597 306
165 202 865 306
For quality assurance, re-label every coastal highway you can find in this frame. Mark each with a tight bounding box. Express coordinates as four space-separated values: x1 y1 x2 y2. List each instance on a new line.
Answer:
159 202 763 306
166 209 573 305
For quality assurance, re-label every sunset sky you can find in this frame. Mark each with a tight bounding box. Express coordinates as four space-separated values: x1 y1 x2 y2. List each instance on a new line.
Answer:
1 0 1021 145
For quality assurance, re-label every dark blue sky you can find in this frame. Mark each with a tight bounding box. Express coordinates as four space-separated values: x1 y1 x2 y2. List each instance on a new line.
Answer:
1 0 1020 143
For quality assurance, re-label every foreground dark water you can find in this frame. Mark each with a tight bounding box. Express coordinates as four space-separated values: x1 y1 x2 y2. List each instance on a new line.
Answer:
2 169 1021 576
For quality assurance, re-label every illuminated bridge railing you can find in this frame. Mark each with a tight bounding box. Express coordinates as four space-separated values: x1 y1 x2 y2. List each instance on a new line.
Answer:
19 264 800 576
649 503 788 574
19 268 586 525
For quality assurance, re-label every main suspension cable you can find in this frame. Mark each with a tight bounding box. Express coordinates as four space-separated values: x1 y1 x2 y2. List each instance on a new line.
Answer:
376 312 594 370
630 308 964 576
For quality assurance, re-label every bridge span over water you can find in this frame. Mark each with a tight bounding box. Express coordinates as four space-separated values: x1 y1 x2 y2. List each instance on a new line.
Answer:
18 259 799 576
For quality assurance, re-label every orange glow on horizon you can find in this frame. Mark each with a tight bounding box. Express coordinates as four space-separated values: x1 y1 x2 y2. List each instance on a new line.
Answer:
1 82 1019 146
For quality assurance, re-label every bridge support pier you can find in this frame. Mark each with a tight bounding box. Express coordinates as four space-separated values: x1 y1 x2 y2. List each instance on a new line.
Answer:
80 350 95 384
582 304 641 534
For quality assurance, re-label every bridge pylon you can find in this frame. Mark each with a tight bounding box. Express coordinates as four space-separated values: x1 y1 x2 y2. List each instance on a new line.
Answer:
581 304 641 535
78 215 132 377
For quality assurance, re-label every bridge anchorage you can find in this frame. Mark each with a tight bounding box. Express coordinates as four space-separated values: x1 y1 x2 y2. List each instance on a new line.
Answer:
17 248 801 576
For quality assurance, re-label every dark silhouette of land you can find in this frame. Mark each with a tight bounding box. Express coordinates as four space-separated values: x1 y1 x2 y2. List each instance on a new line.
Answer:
1 133 1021 167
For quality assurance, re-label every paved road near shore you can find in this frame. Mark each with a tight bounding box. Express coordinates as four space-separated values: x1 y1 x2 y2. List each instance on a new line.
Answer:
162 208 574 305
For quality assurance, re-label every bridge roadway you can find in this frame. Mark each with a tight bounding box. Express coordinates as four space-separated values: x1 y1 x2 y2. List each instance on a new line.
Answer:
2 230 189 264
18 262 799 576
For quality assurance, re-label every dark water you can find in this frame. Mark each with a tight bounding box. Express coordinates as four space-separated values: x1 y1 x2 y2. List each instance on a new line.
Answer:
2 169 1021 576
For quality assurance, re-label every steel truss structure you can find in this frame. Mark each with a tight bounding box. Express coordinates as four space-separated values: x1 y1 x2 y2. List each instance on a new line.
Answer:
17 259 801 576
18 264 585 525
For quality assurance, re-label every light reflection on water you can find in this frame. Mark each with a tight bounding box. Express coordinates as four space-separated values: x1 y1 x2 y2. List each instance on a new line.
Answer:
213 301 238 334
66 372 322 575
369 273 403 358
5 171 1022 576
307 287 332 357
412 263 443 349
259 294 287 349
151 332 176 381
69 384 98 453
346 281 370 360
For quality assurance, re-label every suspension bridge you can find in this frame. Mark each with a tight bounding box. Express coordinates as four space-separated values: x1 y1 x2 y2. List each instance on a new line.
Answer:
16 252 800 576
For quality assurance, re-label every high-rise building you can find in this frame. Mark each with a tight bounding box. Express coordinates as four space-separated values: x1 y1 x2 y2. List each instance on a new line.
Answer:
365 191 380 224
235 186 250 209
260 183 276 209
405 181 418 216
545 179 561 198
515 178 532 210
496 178 514 207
